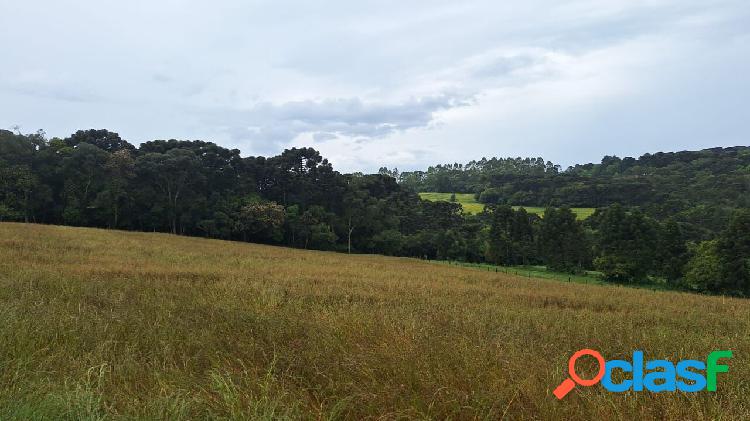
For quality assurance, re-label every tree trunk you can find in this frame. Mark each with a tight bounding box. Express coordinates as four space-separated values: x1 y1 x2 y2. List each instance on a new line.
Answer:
23 190 29 223
166 181 176 234
173 189 180 235
113 201 119 228
347 216 354 254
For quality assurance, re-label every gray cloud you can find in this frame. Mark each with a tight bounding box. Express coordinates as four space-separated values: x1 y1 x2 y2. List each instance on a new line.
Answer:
212 94 473 150
471 54 543 79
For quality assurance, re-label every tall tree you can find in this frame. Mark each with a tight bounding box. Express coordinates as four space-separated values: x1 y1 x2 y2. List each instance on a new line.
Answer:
60 143 110 225
65 129 135 152
0 130 40 222
539 207 589 272
135 149 204 234
485 205 535 265
655 219 688 283
684 240 722 292
96 149 135 228
593 205 658 282
236 199 285 243
716 210 750 296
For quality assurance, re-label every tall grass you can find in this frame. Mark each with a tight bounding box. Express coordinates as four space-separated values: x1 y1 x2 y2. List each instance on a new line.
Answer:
0 223 748 419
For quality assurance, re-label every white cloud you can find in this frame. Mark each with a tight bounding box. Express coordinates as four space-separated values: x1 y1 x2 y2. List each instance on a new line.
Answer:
0 0 748 171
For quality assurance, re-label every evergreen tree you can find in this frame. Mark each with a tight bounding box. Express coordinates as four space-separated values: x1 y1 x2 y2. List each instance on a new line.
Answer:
716 210 750 296
486 206 535 265
655 219 688 283
593 204 658 282
539 207 589 272
684 240 722 292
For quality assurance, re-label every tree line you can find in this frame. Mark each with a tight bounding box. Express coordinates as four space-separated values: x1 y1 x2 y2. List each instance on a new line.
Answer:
387 147 750 239
1 128 748 296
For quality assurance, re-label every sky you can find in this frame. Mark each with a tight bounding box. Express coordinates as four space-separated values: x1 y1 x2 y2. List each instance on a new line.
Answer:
1 0 749 172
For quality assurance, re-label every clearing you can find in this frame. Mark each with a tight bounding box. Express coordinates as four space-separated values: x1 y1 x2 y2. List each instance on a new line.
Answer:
418 192 596 219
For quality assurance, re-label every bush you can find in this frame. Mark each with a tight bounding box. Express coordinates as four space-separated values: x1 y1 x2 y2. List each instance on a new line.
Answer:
684 240 722 292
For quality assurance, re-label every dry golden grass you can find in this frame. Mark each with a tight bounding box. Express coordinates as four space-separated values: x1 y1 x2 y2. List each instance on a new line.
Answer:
0 222 748 420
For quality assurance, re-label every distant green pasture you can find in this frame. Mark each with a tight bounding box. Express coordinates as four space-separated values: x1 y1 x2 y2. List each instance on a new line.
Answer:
418 192 595 219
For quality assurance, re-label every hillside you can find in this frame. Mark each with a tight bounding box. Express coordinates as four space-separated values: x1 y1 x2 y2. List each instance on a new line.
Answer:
1 223 748 419
396 146 750 235
3 131 748 292
399 146 750 207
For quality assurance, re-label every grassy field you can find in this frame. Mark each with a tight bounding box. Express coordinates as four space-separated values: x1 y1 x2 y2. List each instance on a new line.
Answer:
1 223 748 419
418 192 596 219
418 192 486 214
430 261 606 286
429 261 687 293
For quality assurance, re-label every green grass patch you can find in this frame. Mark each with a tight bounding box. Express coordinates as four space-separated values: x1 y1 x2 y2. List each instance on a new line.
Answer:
418 192 595 219
428 261 680 292
429 260 604 285
418 192 485 214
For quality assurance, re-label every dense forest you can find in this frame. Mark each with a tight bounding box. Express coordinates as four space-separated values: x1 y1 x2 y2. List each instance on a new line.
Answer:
1 128 749 296
388 148 750 238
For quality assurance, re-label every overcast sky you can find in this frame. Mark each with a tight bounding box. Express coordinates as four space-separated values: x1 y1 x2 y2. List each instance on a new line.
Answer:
1 0 748 172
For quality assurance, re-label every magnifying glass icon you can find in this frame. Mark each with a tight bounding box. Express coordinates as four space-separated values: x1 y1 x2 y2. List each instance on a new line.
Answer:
553 349 605 399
